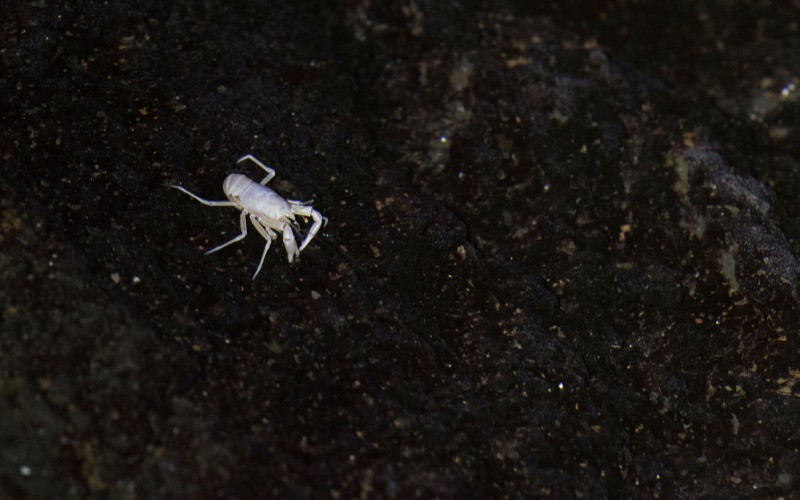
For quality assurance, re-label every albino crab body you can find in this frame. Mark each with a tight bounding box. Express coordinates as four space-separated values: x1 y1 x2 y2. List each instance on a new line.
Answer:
172 154 328 279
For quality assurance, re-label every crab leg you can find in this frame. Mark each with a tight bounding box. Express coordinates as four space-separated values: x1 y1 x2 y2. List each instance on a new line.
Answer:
171 185 237 207
245 217 272 279
206 211 248 255
237 154 276 185
297 209 328 252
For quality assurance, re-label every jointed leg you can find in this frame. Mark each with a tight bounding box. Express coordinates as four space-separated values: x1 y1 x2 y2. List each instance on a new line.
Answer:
297 209 328 251
172 185 237 207
249 216 274 280
237 154 275 185
249 215 276 240
206 211 248 255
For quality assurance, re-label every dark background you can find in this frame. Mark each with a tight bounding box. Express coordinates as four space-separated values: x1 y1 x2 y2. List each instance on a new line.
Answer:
3 0 800 497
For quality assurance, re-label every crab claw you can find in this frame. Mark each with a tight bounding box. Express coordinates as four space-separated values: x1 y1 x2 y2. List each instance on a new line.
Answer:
282 224 300 263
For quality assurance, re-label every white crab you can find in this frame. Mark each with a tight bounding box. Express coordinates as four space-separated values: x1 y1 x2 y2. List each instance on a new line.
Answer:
172 154 328 279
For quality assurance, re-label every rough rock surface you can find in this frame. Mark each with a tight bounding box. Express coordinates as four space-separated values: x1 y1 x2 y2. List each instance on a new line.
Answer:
2 1 800 497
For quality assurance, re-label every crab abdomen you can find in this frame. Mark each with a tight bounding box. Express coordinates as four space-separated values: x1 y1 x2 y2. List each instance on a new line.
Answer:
224 175 291 219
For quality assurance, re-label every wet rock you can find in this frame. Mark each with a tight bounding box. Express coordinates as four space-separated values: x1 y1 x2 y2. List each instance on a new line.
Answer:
2 0 800 498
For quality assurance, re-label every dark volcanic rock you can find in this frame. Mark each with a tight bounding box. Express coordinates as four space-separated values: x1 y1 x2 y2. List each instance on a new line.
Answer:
2 0 800 498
